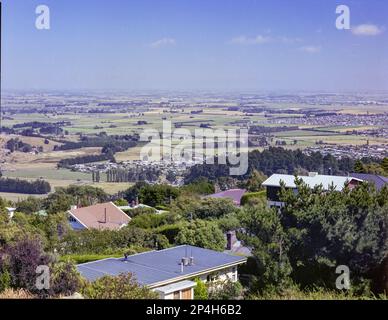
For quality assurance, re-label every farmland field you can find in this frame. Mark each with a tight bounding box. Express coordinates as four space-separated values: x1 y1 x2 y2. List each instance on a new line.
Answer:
1 92 387 201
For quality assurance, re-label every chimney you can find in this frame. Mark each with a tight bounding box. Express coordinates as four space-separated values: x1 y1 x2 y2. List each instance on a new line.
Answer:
70 205 77 211
181 257 189 266
226 231 238 250
180 262 184 273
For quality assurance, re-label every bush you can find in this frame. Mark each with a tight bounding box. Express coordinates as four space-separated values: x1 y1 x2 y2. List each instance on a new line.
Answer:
0 288 36 299
240 191 266 206
194 278 208 300
154 223 186 244
130 213 170 229
175 220 226 251
49 261 83 297
60 253 124 264
114 198 129 206
208 281 243 300
0 271 11 293
81 274 158 299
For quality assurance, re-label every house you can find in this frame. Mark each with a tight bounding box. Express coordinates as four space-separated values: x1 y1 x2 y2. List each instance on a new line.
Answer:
206 189 247 206
262 172 363 208
77 245 247 300
67 202 131 231
350 173 388 191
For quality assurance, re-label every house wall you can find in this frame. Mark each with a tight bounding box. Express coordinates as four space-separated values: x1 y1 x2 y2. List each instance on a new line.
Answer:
198 266 238 283
157 288 194 300
153 266 239 300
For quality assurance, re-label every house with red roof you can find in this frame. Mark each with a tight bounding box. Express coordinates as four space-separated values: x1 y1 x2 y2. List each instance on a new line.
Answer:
67 202 131 231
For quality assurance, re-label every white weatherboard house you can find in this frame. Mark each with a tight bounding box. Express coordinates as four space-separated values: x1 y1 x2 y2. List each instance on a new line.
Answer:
262 172 363 208
77 245 247 300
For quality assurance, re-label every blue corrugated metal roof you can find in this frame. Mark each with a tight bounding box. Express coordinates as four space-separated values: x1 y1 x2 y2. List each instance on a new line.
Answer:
350 173 388 191
77 245 246 286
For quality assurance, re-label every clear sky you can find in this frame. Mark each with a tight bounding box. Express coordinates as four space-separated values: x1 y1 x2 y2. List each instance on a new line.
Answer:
2 0 388 92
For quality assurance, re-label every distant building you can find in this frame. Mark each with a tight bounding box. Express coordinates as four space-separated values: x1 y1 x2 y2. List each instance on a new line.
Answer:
77 245 247 300
350 173 388 191
206 189 247 206
67 202 131 231
262 173 363 208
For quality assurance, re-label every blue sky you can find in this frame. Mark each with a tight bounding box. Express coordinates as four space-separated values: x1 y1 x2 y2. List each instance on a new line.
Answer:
2 0 388 92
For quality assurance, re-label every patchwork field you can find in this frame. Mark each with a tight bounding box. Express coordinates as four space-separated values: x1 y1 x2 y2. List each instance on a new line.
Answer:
1 94 387 202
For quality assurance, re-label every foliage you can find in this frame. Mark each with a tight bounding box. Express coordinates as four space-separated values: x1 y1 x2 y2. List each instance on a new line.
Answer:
181 178 215 195
139 184 180 207
154 223 186 243
0 288 36 299
61 226 169 255
126 207 157 218
15 197 43 214
49 261 83 297
175 220 226 251
130 212 176 229
194 278 208 300
123 181 149 202
0 237 53 295
249 285 387 300
0 178 51 195
44 185 109 214
216 213 241 233
208 280 244 300
238 204 292 292
238 180 388 295
243 170 267 192
114 198 129 206
58 153 114 169
172 196 236 221
185 147 358 183
240 191 266 206
81 273 158 299
0 270 11 293
60 253 127 264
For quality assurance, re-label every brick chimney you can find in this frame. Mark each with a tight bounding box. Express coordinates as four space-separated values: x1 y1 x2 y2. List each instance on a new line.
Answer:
226 231 237 250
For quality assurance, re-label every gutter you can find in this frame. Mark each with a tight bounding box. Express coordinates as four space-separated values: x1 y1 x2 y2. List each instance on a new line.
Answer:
146 258 247 289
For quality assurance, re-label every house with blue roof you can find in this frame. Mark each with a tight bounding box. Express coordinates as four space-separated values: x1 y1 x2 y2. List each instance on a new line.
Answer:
77 245 247 300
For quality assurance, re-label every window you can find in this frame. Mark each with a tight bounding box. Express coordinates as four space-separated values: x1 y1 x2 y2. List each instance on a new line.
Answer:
206 273 219 282
173 291 180 300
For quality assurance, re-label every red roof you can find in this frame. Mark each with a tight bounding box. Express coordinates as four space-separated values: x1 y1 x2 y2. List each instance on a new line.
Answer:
69 202 131 230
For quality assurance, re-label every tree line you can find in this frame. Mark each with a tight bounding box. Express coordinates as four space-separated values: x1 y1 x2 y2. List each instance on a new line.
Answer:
58 153 115 169
0 178 51 195
185 147 383 184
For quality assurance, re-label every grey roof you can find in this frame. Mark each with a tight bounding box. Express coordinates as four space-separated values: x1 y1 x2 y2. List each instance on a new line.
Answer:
350 173 388 191
154 280 197 294
77 245 246 287
262 174 363 191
